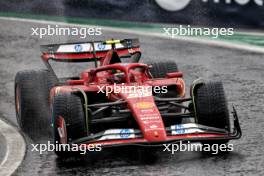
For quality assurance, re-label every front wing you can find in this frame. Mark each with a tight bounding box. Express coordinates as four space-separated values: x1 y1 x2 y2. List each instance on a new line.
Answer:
71 107 242 148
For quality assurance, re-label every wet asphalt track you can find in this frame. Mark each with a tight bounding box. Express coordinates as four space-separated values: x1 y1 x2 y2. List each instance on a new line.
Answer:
0 19 264 176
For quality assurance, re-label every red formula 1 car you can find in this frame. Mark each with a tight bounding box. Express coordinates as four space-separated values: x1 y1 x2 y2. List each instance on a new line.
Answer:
15 39 241 157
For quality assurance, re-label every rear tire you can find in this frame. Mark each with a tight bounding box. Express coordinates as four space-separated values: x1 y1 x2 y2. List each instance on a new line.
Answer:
52 93 87 157
147 61 178 78
15 69 57 138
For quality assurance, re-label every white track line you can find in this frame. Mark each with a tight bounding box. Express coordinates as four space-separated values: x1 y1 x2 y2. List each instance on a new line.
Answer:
0 119 26 176
0 16 264 54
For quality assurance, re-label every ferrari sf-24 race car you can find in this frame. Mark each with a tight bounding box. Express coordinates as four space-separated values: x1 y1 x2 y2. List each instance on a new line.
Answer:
15 39 241 157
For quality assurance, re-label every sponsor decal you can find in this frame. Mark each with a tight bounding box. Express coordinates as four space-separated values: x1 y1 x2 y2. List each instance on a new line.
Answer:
140 115 160 120
120 129 131 138
135 102 154 109
127 89 152 98
57 43 91 53
172 124 186 134
98 129 135 140
56 42 126 53
140 109 154 113
97 42 106 50
143 120 162 124
74 44 83 52
150 124 158 129
171 123 204 135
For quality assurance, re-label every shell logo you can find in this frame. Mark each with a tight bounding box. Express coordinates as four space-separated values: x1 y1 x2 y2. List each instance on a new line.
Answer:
135 102 154 109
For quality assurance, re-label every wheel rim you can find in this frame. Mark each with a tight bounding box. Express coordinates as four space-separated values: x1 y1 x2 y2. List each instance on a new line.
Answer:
57 116 67 144
15 85 22 126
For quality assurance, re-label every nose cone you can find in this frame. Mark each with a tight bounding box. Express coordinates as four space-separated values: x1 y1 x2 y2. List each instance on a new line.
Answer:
143 128 167 142
127 97 167 142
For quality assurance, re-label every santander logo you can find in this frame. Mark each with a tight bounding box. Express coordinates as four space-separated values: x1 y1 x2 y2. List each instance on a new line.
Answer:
155 0 263 11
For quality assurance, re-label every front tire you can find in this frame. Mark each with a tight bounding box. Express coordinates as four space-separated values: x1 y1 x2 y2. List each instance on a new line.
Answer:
194 81 230 130
194 81 230 145
52 93 87 157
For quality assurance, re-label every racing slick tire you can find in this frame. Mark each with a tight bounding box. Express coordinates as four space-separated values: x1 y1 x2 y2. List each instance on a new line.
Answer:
52 93 87 157
194 81 230 146
15 69 57 138
147 61 178 78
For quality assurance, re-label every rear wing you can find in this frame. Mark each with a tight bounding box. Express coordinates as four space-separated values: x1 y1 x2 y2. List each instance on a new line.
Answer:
41 38 140 62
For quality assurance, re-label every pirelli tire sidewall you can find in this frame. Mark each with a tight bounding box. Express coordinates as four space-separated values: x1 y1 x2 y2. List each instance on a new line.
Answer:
147 61 179 78
51 93 87 157
15 69 57 137
194 81 231 131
